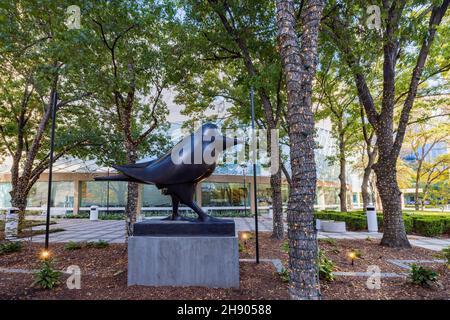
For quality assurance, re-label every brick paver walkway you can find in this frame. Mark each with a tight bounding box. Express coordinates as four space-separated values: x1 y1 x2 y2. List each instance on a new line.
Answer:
20 216 450 251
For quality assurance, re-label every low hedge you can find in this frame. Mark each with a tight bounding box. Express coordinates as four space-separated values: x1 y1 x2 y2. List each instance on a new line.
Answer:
315 211 449 237
413 218 446 237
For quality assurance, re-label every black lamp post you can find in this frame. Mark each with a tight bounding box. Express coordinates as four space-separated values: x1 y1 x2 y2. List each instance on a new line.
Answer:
250 87 259 264
44 90 58 251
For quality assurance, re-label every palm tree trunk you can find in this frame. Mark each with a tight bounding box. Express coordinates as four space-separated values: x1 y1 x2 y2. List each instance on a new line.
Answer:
276 0 324 300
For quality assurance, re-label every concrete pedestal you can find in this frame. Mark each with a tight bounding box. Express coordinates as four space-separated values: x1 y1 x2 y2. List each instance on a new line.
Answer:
128 235 239 288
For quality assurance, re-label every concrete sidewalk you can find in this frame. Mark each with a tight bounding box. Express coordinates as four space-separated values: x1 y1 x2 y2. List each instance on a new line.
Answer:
19 217 450 251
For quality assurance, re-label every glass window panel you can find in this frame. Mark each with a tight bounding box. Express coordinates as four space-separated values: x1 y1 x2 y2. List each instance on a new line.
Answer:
323 187 339 206
255 183 290 206
80 181 127 207
0 182 12 208
256 184 271 207
27 181 74 207
142 184 171 207
202 182 250 207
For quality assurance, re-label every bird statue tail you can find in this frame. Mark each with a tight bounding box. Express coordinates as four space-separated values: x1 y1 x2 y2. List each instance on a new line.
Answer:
94 174 141 182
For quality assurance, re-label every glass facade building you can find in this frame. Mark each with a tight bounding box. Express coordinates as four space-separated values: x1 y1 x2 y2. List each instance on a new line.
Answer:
201 182 250 207
0 122 353 213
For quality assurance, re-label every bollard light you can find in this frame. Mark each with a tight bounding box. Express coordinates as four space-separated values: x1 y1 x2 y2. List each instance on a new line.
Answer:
348 251 356 266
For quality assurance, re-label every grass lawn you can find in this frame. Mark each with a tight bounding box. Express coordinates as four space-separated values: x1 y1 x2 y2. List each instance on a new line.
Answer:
403 210 450 216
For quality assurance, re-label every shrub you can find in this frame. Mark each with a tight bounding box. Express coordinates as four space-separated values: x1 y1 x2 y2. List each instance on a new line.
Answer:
409 264 438 288
30 228 65 236
403 216 414 234
32 259 61 289
318 238 337 246
0 241 23 255
238 242 246 253
316 210 447 236
99 213 125 220
414 218 444 237
279 268 290 283
443 219 450 235
441 246 450 265
86 240 109 249
64 241 83 250
318 250 335 282
281 241 289 253
64 213 89 219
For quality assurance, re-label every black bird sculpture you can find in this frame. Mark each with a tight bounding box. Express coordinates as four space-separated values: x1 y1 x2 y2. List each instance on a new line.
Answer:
95 123 241 222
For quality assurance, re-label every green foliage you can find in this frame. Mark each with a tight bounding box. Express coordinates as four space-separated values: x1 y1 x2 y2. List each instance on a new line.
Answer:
99 213 125 221
441 247 450 265
32 259 61 290
315 211 449 236
281 241 289 253
414 218 445 237
318 238 337 246
86 240 109 249
64 241 83 251
170 0 290 157
330 248 340 254
63 213 90 219
0 241 23 255
72 0 173 166
409 264 438 288
30 228 66 236
318 250 335 282
238 242 246 253
279 268 290 283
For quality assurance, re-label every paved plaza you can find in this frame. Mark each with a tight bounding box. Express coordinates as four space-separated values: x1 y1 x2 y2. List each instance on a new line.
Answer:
20 216 450 251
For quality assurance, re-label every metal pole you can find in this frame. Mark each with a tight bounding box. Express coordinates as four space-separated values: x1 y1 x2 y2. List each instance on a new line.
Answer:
44 90 57 250
106 168 110 216
250 87 259 264
243 167 247 216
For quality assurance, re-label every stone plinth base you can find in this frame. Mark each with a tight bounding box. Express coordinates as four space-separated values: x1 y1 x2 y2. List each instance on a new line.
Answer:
128 235 239 288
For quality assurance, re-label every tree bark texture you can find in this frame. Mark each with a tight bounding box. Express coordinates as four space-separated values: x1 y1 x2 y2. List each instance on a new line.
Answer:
276 0 324 300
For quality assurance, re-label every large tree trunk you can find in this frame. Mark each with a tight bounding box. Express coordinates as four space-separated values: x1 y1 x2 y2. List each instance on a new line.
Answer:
414 160 422 211
125 182 139 236
361 166 371 210
10 189 28 232
125 144 139 237
374 158 410 248
361 147 377 210
276 0 324 300
268 129 284 239
271 169 284 239
338 131 347 212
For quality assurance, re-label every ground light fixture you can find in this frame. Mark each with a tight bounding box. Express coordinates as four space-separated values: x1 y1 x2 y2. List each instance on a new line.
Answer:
39 249 51 261
348 251 357 266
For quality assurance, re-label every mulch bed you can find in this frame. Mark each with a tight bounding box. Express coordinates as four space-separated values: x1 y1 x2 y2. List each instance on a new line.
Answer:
0 232 448 300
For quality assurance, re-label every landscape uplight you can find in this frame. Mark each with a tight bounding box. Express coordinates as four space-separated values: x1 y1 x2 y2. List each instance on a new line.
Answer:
40 249 50 260
348 251 357 266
